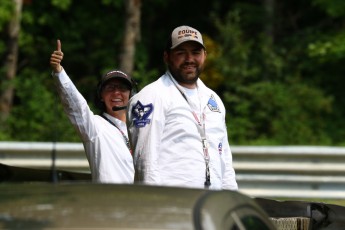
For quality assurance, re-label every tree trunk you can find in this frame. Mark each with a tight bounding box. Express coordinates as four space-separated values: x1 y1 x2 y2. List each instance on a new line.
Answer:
0 0 22 123
119 0 141 75
264 0 274 43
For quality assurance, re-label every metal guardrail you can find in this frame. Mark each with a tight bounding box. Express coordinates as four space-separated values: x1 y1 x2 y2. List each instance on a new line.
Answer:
231 146 345 199
1 142 345 199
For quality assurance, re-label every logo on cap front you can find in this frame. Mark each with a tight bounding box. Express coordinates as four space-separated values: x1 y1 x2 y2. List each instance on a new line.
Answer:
171 26 204 49
177 29 200 40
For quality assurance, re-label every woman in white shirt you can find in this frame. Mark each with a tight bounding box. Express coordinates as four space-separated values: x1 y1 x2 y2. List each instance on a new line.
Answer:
50 39 135 183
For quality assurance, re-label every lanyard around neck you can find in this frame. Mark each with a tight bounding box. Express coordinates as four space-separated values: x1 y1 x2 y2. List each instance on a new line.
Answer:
101 114 132 154
168 73 211 188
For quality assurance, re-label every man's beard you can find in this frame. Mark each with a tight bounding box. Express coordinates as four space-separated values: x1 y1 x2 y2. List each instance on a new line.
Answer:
168 64 202 85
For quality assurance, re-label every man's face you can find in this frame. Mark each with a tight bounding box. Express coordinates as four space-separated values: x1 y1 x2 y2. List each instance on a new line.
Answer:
164 41 207 89
101 78 131 114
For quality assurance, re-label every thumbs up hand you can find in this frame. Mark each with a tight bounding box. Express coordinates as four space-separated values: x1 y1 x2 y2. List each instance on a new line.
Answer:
50 39 63 73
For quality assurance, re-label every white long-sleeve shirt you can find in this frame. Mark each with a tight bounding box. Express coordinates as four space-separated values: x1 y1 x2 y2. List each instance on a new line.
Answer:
128 71 238 190
53 69 134 183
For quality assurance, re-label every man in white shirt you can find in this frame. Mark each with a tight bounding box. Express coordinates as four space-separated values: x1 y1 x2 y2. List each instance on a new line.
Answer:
50 40 135 183
128 26 238 190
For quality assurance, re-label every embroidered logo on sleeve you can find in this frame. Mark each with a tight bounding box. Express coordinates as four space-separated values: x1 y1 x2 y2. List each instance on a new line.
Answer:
207 94 220 112
132 101 153 128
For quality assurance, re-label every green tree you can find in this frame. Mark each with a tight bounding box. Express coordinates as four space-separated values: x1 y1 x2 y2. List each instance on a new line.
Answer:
210 9 333 145
1 0 345 146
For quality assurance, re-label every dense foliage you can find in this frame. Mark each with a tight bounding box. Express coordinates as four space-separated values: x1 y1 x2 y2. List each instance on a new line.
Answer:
1 0 345 145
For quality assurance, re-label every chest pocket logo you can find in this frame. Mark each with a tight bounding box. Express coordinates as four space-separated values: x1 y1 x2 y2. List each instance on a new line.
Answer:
207 94 220 113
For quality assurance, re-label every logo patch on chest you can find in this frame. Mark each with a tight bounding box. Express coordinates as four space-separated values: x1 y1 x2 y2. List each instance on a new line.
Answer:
207 94 220 112
131 101 153 128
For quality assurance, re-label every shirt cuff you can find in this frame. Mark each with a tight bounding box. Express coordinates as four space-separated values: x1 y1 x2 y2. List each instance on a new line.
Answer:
51 67 64 77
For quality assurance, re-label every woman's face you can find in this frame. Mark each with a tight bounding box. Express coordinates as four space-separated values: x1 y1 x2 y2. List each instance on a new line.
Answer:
101 78 131 114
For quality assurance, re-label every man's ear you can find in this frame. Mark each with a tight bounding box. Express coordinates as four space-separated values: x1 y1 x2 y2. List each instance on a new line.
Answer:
163 51 168 64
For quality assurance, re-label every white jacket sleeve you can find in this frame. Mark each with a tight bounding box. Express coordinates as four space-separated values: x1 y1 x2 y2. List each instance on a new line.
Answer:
128 87 166 184
53 69 97 142
221 127 238 190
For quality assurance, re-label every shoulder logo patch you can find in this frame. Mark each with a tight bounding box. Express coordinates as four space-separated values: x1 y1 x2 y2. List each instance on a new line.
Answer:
131 101 153 128
207 94 220 112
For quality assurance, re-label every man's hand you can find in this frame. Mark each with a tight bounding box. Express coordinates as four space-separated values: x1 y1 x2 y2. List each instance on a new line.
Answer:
50 39 63 73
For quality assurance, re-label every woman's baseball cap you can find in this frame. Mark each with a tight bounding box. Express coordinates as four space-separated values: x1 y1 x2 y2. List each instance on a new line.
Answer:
99 70 134 90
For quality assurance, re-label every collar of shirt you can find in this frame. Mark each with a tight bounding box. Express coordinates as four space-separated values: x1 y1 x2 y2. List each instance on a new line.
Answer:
102 112 128 138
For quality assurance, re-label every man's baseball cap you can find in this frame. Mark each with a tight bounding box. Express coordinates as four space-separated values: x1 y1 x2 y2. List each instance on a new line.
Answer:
166 25 205 50
100 70 134 90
